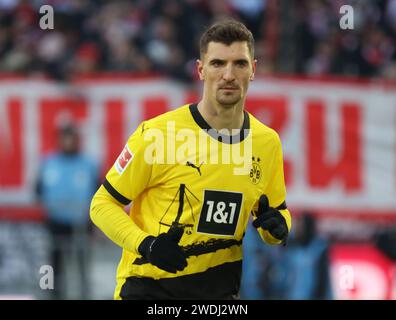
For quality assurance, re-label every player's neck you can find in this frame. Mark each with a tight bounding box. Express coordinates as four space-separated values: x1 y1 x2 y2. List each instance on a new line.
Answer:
197 100 244 133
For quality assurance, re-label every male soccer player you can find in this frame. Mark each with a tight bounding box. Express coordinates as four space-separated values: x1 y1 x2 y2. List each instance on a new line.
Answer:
90 20 291 299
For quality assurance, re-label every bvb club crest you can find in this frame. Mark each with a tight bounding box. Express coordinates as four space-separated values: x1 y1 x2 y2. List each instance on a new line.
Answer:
250 156 261 185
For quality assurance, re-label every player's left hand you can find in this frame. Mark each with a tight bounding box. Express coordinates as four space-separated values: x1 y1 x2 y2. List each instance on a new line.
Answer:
252 195 288 243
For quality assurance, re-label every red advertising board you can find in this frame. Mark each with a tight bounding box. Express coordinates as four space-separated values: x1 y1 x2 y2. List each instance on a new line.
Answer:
1 75 396 221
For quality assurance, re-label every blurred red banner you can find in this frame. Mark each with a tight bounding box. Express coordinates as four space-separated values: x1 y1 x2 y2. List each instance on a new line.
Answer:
1 75 396 220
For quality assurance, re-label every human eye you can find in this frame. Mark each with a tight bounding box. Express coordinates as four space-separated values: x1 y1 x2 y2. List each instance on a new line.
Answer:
235 60 248 67
210 60 224 67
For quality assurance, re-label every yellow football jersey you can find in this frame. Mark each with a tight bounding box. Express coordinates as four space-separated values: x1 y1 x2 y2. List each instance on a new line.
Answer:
91 103 291 299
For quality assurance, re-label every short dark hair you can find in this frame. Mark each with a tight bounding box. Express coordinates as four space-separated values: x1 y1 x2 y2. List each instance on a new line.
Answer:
199 20 254 58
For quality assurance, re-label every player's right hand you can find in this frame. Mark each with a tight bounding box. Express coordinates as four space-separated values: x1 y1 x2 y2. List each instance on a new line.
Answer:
138 228 187 273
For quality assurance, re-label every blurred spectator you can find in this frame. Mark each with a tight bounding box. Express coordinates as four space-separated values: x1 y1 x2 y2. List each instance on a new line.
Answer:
69 42 100 74
0 0 395 79
227 0 266 36
381 60 396 78
241 222 275 299
375 228 396 261
276 213 333 299
242 212 333 300
294 0 396 78
35 122 99 299
306 40 337 75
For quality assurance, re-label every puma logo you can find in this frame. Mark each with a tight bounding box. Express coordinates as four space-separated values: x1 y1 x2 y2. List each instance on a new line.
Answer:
186 161 203 176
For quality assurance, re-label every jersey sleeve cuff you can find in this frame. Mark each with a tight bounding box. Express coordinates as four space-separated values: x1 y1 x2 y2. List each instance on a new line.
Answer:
262 230 282 245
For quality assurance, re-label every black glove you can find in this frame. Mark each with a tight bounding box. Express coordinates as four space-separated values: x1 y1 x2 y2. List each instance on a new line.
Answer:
138 227 187 273
252 195 288 243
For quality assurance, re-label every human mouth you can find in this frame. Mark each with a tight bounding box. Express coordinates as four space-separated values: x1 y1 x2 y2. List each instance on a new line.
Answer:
220 86 238 91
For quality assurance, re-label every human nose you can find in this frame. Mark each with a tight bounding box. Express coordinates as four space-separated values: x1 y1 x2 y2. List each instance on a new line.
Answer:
222 64 235 82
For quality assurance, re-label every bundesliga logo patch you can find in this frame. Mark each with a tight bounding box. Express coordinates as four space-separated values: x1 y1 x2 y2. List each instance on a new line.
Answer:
115 144 134 175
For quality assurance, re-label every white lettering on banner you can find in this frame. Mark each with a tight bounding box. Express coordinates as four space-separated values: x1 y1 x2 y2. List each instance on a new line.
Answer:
0 78 396 213
247 79 396 209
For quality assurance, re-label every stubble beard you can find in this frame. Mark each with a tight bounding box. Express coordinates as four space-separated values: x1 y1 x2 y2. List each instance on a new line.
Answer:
216 90 242 107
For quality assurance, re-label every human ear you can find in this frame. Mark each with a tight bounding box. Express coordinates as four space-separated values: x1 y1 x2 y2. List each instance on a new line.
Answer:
250 59 257 81
196 59 204 80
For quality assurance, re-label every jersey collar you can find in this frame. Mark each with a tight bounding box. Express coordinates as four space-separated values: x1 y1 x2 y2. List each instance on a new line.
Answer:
189 103 250 144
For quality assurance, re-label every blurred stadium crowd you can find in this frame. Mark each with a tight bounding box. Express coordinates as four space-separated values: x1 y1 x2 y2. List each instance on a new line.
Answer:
0 0 396 81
